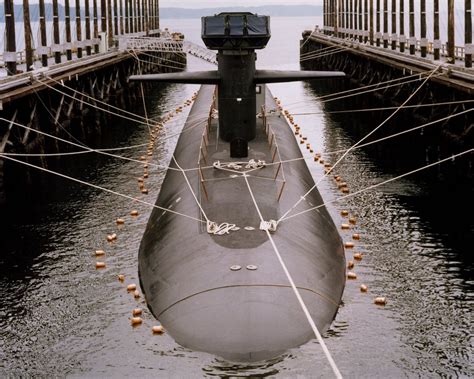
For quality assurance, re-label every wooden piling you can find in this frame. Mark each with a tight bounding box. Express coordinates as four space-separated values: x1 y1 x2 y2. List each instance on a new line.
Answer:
364 0 368 43
369 0 374 44
38 0 48 66
76 0 83 58
52 0 61 63
383 0 388 48
376 0 380 46
125 0 129 33
144 0 148 35
85 0 92 55
65 0 73 60
101 0 107 33
137 0 141 32
466 0 472 68
409 0 415 55
354 0 358 40
346 0 350 38
358 0 363 42
155 0 159 29
420 0 427 57
120 0 124 34
22 0 33 71
399 0 405 52
391 0 396 50
108 0 114 46
350 0 354 39
4 0 17 75
133 0 137 33
447 0 454 63
93 0 100 53
339 0 344 38
433 0 440 60
114 0 119 36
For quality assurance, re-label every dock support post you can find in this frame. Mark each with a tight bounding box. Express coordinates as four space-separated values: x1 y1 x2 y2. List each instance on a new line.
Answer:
4 0 17 75
93 0 100 53
369 0 374 44
137 0 141 32
107 0 114 47
399 0 405 52
22 0 34 71
120 0 124 34
364 0 368 43
52 0 61 64
125 0 129 33
133 0 137 33
339 0 344 38
76 0 83 58
420 0 427 57
156 0 159 30
391 0 396 50
358 0 363 42
144 0 148 35
85 0 92 55
39 0 48 66
383 0 388 48
447 0 455 63
65 0 73 60
354 0 358 40
434 0 440 60
376 0 380 46
350 0 354 39
346 0 350 38
114 0 119 37
409 0 415 55
465 0 472 68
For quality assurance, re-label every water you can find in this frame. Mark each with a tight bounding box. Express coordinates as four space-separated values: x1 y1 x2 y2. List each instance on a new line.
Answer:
1 16 473 378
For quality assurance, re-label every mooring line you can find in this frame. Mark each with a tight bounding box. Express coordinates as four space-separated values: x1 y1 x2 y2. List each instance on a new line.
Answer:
0 154 205 223
0 116 208 172
278 64 443 224
281 70 432 108
290 99 474 116
172 155 210 222
283 148 473 222
242 173 343 378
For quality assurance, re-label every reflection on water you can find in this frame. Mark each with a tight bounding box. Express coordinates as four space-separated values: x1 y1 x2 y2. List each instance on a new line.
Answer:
1 16 472 378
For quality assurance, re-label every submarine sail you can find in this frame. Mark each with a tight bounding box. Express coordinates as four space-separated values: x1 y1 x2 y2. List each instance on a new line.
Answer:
131 13 346 362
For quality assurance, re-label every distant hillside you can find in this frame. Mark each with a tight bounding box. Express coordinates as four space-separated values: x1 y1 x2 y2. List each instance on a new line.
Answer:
0 4 322 22
160 6 323 18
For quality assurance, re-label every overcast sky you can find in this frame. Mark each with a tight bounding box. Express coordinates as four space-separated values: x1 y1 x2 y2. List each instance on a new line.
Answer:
159 0 322 8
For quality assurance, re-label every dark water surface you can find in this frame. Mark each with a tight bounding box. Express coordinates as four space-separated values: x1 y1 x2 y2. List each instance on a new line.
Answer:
1 17 472 378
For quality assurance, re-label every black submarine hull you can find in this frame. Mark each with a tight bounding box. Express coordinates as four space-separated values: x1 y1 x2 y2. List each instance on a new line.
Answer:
138 85 346 362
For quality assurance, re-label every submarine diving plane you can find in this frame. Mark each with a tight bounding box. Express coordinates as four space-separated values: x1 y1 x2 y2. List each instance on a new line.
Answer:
130 12 346 362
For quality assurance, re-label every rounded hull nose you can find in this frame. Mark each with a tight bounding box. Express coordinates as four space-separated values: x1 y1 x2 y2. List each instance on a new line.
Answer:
158 286 338 362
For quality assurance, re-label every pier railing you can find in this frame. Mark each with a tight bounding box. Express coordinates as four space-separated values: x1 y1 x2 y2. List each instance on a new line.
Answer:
321 0 473 68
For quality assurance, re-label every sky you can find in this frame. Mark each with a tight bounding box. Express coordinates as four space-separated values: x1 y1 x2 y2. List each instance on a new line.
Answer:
159 0 323 8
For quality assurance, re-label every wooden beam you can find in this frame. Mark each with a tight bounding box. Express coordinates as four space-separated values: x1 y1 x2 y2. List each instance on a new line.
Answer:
85 0 92 55
434 0 440 60
22 0 34 71
391 0 396 50
399 0 405 52
75 0 83 58
466 0 472 68
447 0 455 63
4 0 17 75
409 0 415 55
65 0 73 60
420 0 427 57
39 0 48 66
52 0 61 63
93 0 99 53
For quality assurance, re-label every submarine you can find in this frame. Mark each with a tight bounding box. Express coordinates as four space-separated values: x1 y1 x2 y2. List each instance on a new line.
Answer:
131 13 346 362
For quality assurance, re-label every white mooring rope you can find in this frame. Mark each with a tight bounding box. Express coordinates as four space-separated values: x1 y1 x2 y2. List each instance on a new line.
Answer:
242 173 343 379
